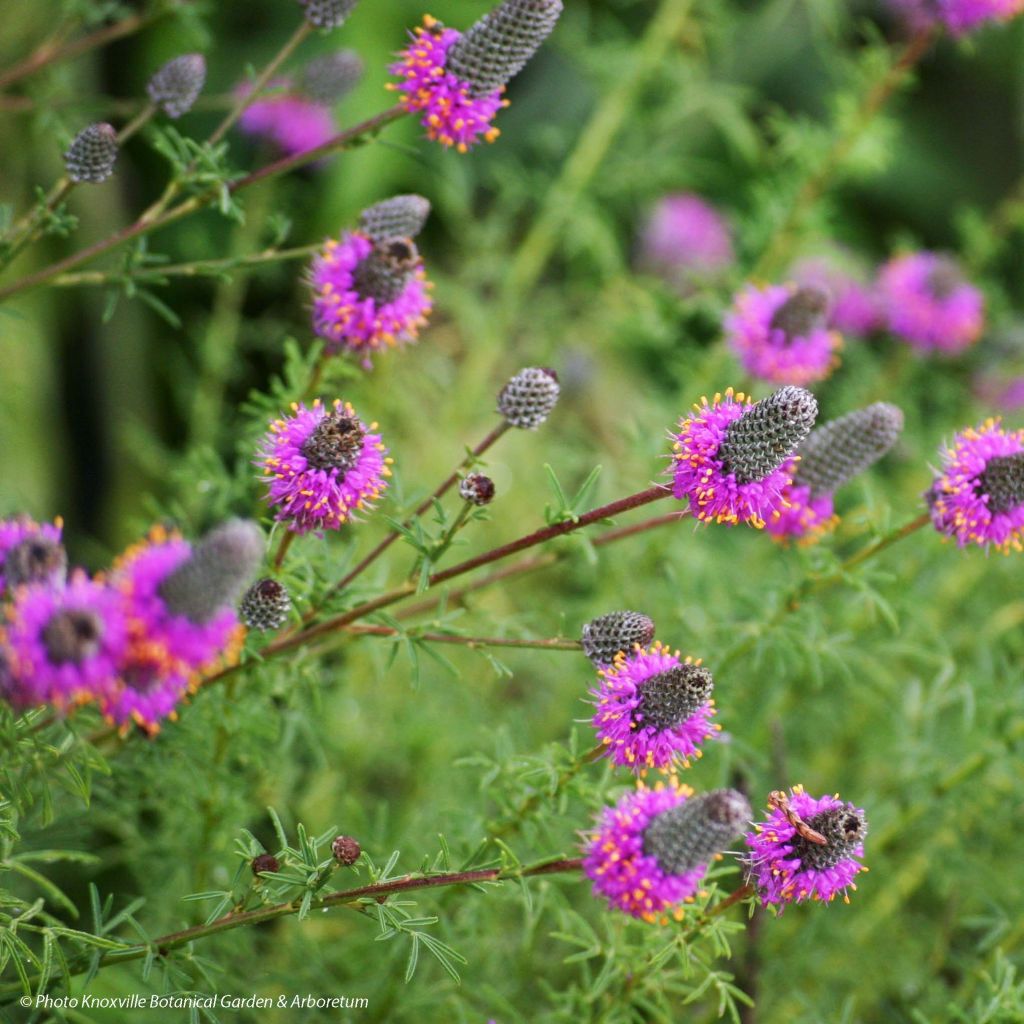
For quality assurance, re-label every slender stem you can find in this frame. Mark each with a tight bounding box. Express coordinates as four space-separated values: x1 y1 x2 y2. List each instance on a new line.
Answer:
0 105 408 304
342 624 581 651
304 421 510 621
411 501 474 579
753 27 936 278
116 100 157 144
272 531 295 572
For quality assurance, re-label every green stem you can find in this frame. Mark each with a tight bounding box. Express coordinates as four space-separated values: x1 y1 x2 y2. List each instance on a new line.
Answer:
341 624 581 651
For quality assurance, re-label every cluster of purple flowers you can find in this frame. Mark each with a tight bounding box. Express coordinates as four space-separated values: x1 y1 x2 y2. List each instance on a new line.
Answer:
1 520 262 733
889 0 1024 35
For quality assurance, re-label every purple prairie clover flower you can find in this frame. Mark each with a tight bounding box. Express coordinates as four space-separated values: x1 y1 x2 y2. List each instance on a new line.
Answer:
237 78 337 158
879 252 983 354
637 193 734 293
791 252 882 336
101 636 194 735
257 399 391 535
928 418 1024 552
584 785 751 923
744 786 868 908
890 0 1024 34
670 386 818 528
0 516 65 594
763 470 838 545
591 642 719 774
726 283 842 385
310 232 433 364
2 572 128 709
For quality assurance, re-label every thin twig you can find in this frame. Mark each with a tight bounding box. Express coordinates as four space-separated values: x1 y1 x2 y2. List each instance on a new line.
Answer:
342 624 581 651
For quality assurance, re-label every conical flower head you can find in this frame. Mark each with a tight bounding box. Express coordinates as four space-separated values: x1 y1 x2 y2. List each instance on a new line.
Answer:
2 533 68 591
351 238 421 305
794 402 904 498
147 54 206 118
498 367 560 429
358 194 431 243
643 789 752 876
446 0 564 97
581 610 656 667
459 473 496 506
978 451 1024 515
298 0 358 29
158 520 264 625
717 386 818 485
240 578 291 632
64 123 118 183
299 50 364 105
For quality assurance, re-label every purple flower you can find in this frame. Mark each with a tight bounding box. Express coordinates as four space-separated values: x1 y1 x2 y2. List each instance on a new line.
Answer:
101 637 193 735
889 0 1024 35
670 387 818 528
928 419 1024 552
974 373 1024 413
257 399 391 535
764 469 838 544
388 16 507 152
310 232 433 365
879 252 983 354
638 193 734 293
726 283 842 385
791 253 882 336
591 642 719 774
583 785 707 922
237 78 337 157
3 572 128 709
0 516 65 595
744 786 868 908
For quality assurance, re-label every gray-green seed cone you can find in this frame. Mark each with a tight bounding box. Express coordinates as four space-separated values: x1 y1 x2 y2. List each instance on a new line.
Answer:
42 610 104 665
351 238 420 304
581 611 656 666
64 123 118 183
446 0 563 98
2 534 67 590
147 54 206 118
358 194 431 243
796 806 868 871
718 386 818 485
299 50 364 105
301 410 366 472
298 0 358 29
240 578 291 632
643 789 752 876
635 663 713 732
769 285 831 341
794 402 904 498
159 520 264 625
497 367 560 429
978 451 1024 515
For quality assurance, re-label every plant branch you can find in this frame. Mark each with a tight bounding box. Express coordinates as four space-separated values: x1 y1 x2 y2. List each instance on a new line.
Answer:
342 624 581 651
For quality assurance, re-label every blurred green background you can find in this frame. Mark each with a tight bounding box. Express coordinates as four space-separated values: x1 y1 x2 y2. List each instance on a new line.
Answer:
1 1 1023 1022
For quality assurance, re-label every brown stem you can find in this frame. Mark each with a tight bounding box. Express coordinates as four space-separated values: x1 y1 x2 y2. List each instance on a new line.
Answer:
341 624 580 651
272 531 295 571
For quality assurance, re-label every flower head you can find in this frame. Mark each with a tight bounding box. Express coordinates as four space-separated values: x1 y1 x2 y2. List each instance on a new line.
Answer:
310 232 432 364
237 78 338 157
726 283 842 385
257 399 391 535
459 473 496 506
638 193 734 293
928 419 1024 552
591 642 719 773
879 252 983 354
763 480 838 545
584 785 750 922
147 54 206 118
671 387 818 527
744 786 867 907
889 0 1024 35
581 610 656 667
0 516 65 594
299 50 364 106
64 123 118 183
298 0 358 30
100 636 193 734
497 366 560 428
240 578 292 632
791 251 882 335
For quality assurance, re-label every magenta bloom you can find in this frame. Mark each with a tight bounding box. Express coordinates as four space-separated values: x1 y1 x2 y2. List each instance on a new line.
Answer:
764 460 839 544
928 419 1024 552
257 399 391 535
310 232 432 364
726 283 841 385
591 642 718 774
100 637 193 734
744 786 867 907
583 785 708 922
890 0 1024 34
879 252 983 354
0 516 64 594
3 572 127 709
791 254 881 336
388 17 507 152
671 389 803 528
638 193 733 293
237 78 336 157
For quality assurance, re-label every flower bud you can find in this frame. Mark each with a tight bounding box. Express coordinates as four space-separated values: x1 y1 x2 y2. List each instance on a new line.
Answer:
581 610 655 666
300 50 364 105
147 54 206 118
252 853 280 875
497 367 560 429
643 789 751 876
459 473 496 506
358 194 431 243
332 835 361 865
298 0 358 29
240 578 291 632
64 123 118 183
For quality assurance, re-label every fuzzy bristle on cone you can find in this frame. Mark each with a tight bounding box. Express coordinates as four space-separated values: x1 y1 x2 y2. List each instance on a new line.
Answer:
643 789 752 876
147 54 206 118
497 367 560 429
159 520 264 625
795 806 868 871
358 195 431 243
717 386 818 485
978 451 1024 515
351 239 420 304
446 0 563 97
298 0 358 29
240 578 291 632
459 473 496 506
64 123 118 183
581 611 656 666
794 402 904 498
300 50 364 105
